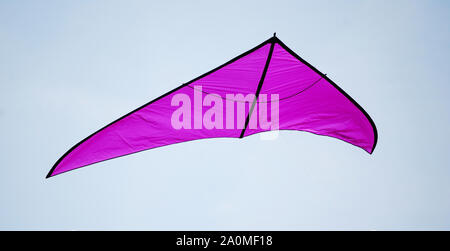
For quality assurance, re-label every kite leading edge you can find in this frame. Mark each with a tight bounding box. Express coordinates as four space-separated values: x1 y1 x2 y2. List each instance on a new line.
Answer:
47 34 377 178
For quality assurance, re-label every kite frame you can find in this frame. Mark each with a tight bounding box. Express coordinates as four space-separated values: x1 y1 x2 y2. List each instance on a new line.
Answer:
240 40 275 138
47 34 378 178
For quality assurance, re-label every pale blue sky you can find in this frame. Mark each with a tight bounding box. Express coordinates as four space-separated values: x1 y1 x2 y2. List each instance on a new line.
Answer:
1 0 449 230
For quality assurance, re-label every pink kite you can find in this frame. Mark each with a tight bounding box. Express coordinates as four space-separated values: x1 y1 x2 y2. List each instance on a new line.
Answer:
47 34 377 178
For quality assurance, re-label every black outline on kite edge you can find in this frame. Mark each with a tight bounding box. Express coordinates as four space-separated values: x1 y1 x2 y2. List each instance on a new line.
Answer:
47 35 378 178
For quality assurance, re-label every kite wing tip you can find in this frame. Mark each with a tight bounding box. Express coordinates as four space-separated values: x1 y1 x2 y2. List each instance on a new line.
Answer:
369 121 378 155
46 163 58 179
366 134 378 155
45 170 54 179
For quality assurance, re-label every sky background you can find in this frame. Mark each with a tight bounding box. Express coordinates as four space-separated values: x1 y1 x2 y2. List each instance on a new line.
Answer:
0 0 449 230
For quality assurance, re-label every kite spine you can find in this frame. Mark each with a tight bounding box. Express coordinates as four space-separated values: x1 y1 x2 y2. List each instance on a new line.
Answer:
239 40 275 138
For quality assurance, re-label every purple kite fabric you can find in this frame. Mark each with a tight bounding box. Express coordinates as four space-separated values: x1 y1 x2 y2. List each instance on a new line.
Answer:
47 35 377 178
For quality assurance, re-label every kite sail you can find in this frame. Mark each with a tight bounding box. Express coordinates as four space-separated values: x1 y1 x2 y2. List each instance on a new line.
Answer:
47 34 377 178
